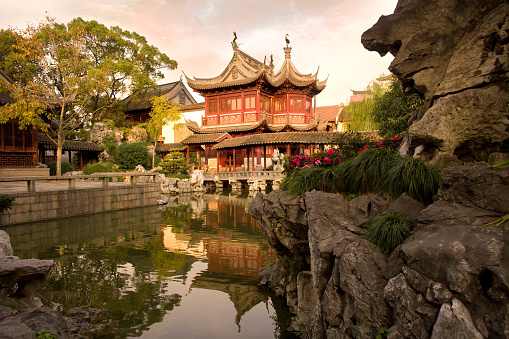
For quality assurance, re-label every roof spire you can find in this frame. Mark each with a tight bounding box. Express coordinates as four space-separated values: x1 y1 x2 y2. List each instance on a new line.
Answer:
285 34 290 47
232 31 238 49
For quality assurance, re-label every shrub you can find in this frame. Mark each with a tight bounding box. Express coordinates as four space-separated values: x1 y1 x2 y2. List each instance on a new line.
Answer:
332 131 375 159
0 195 15 213
48 161 75 176
284 149 342 175
116 143 151 170
365 212 416 254
160 149 191 175
82 161 117 175
281 165 343 196
101 136 118 161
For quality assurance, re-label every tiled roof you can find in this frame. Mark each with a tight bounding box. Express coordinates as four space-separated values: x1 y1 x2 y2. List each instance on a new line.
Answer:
125 82 180 111
212 131 342 149
316 105 339 122
185 45 326 94
186 117 318 135
180 132 231 145
155 143 187 152
38 133 100 152
337 106 352 122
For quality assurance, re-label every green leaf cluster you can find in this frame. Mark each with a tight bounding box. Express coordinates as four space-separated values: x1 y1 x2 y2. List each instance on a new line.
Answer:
160 149 191 175
116 143 151 169
370 77 423 137
48 161 75 176
0 195 15 213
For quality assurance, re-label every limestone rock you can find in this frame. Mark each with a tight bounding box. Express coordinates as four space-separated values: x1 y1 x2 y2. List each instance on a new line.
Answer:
387 193 425 219
431 299 483 339
0 231 13 258
348 194 389 228
127 126 148 143
362 0 509 157
488 152 509 166
0 318 36 339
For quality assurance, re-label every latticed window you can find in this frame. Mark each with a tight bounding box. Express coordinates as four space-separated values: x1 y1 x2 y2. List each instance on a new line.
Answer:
245 96 256 110
208 101 218 113
275 98 286 112
290 96 304 112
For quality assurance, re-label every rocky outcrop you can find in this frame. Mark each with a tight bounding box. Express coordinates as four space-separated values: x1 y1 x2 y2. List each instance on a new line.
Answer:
0 231 82 338
249 164 508 338
361 0 509 160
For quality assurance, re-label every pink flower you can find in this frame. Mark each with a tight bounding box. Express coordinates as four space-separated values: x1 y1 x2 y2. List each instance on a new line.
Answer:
337 157 342 164
325 157 332 164
378 142 384 147
327 149 334 156
315 160 321 165
303 164 310 168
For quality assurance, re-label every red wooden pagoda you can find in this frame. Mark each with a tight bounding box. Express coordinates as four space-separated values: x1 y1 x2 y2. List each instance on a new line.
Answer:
182 35 336 173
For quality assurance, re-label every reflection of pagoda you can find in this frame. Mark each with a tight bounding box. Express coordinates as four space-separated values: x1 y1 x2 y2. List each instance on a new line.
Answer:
190 271 268 330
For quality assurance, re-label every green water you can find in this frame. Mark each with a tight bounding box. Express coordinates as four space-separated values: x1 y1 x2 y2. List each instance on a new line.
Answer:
4 192 290 338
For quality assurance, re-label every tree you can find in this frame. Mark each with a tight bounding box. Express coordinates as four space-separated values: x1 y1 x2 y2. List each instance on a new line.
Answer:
68 18 177 122
161 149 190 175
370 77 424 137
146 96 182 168
0 17 177 175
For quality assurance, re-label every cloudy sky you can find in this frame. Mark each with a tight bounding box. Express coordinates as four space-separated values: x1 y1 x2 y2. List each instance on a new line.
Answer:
1 0 398 107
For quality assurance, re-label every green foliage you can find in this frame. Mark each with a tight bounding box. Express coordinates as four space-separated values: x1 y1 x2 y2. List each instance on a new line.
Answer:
365 212 416 254
0 195 15 213
340 148 395 195
281 148 443 203
371 77 424 138
332 131 375 160
483 215 509 231
160 149 191 175
491 159 509 169
116 143 151 169
345 94 379 131
146 96 182 167
101 136 118 161
48 161 75 176
384 156 443 203
35 331 59 339
376 326 388 339
82 161 117 175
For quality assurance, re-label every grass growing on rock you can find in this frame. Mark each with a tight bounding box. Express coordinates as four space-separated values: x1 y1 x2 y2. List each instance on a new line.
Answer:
281 148 443 203
365 212 416 254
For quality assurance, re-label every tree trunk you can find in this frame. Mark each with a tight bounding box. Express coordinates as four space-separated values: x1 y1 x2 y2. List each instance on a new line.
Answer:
152 140 157 169
57 134 62 176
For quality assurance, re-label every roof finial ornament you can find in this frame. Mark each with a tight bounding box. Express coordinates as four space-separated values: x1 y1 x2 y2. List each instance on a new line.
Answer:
285 34 290 47
270 55 274 67
232 31 238 49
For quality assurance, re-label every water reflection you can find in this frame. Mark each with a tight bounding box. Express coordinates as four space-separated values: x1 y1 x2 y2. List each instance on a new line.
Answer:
5 192 287 338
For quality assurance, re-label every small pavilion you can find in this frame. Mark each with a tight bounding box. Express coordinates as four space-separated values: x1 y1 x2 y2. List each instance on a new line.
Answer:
181 34 333 173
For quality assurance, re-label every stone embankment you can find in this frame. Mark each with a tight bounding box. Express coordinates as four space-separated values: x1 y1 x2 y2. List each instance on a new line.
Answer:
249 163 509 338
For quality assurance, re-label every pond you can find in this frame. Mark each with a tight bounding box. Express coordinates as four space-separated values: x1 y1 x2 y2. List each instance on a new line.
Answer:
4 191 291 338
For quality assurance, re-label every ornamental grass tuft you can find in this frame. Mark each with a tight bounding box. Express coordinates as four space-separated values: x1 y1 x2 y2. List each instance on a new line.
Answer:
339 148 394 195
384 156 443 203
365 212 416 254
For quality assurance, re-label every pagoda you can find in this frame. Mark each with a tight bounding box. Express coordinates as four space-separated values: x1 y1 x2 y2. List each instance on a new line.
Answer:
182 34 335 173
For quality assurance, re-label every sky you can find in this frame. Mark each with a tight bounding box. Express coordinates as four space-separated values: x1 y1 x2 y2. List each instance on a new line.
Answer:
1 0 398 107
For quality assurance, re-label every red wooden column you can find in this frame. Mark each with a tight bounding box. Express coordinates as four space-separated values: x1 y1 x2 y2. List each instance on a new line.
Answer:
186 147 190 164
251 146 255 171
263 146 266 171
286 144 291 159
246 148 249 172
205 146 209 167
198 150 202 168
217 150 220 173
233 149 236 172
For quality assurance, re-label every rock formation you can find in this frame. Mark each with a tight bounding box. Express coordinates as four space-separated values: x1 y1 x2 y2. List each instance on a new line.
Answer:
0 231 81 338
249 164 508 338
361 0 509 161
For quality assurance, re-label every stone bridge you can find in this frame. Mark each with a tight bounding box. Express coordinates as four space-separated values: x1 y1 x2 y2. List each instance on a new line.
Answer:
203 170 285 192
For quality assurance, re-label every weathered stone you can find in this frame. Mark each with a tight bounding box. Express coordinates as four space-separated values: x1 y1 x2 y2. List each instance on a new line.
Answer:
384 274 436 338
0 318 36 339
127 126 148 143
14 308 72 339
431 299 483 339
0 231 13 258
348 194 389 228
488 152 509 166
362 0 509 158
429 153 464 169
387 193 425 219
296 271 317 327
437 162 509 214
